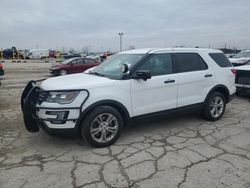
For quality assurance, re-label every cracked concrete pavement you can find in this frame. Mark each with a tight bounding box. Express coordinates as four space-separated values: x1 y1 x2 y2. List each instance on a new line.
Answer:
0 63 250 188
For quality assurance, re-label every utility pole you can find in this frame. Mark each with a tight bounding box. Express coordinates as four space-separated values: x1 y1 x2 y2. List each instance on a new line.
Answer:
118 33 123 52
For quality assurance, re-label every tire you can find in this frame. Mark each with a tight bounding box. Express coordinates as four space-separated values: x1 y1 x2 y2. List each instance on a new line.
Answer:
203 92 226 121
80 105 123 147
60 69 68 76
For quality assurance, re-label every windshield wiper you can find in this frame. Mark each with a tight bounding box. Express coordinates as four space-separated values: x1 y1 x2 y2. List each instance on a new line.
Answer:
88 71 106 77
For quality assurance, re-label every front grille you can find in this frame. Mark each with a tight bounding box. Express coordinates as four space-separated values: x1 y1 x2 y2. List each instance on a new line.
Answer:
37 91 48 104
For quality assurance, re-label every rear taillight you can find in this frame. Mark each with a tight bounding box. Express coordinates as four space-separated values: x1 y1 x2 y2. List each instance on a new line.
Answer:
231 68 237 76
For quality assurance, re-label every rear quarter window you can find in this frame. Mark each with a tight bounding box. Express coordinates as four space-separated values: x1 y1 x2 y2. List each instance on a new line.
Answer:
85 59 96 64
209 53 232 67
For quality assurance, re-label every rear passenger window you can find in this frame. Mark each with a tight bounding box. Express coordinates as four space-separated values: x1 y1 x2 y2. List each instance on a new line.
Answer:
75 59 84 64
209 53 232 67
174 53 208 73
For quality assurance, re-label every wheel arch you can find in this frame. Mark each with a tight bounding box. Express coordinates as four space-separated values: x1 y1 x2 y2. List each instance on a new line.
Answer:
76 100 130 128
205 84 230 103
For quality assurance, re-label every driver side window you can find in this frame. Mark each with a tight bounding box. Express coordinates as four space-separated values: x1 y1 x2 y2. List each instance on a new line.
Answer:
138 53 173 76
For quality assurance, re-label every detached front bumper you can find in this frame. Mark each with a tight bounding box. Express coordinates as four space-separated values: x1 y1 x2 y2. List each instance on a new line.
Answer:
21 81 88 134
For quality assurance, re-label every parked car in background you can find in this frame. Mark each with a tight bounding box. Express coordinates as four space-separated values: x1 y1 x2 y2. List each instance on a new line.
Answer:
100 52 115 62
86 54 101 62
2 47 24 59
229 50 250 66
56 52 81 59
26 49 49 59
234 65 250 95
50 57 100 76
22 48 236 147
0 63 4 86
19 49 29 58
49 50 57 58
225 53 236 58
2 49 13 59
0 63 4 76
64 53 81 59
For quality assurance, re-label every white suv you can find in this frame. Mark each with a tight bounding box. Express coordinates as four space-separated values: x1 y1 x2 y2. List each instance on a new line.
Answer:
21 48 236 147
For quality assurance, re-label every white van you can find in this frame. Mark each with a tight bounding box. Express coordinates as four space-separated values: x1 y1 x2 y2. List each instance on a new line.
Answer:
26 49 49 59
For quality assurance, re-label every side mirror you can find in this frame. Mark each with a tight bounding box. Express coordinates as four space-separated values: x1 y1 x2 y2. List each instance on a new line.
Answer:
132 70 151 81
120 64 129 73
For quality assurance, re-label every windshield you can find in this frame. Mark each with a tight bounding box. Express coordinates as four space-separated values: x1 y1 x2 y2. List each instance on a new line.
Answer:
89 54 145 79
234 51 250 58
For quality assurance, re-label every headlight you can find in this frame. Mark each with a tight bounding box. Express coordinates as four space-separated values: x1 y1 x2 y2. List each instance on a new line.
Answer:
45 91 79 104
51 66 59 70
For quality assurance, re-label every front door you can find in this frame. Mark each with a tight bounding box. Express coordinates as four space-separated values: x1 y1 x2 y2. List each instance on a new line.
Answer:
70 58 84 73
130 53 178 116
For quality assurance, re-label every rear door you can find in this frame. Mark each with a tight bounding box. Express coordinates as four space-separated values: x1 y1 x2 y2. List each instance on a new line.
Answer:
173 52 213 107
131 53 178 116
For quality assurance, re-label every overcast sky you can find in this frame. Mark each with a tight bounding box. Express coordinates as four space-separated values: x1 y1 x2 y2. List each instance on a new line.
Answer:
0 0 250 52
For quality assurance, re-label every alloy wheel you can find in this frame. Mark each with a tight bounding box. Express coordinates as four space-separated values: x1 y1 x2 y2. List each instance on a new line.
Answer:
90 113 119 144
209 96 224 118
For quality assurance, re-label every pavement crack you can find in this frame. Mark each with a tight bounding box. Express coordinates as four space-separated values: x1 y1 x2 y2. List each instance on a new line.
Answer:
70 157 78 188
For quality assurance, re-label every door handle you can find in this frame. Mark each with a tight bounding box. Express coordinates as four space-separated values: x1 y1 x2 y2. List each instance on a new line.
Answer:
164 79 175 84
204 74 213 78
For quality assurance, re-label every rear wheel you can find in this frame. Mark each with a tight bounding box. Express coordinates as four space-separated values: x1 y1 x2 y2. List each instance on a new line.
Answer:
80 105 123 147
203 92 226 121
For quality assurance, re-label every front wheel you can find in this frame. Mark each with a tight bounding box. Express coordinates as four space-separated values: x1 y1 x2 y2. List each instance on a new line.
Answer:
203 92 226 121
60 69 68 76
80 106 123 147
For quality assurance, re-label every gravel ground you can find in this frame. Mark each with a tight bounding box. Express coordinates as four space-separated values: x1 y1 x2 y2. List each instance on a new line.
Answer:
0 63 250 188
